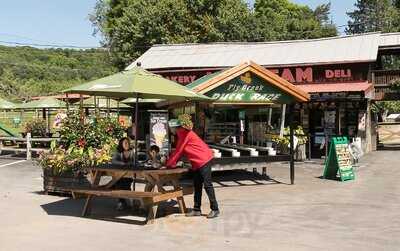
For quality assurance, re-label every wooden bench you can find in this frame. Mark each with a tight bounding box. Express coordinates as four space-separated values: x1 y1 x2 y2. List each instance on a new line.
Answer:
71 188 184 223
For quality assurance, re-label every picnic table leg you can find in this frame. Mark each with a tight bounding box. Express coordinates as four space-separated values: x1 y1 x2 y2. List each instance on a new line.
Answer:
82 195 93 217
82 170 101 217
262 166 267 177
146 204 157 224
171 179 187 214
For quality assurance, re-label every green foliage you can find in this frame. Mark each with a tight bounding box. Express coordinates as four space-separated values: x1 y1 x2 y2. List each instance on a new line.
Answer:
0 46 117 100
91 0 338 69
374 101 400 114
271 126 308 147
38 111 126 174
346 0 400 34
59 111 126 150
254 0 337 40
23 119 47 137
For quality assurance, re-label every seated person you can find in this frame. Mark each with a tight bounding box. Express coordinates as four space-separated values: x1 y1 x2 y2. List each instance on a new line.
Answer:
111 137 134 210
146 145 162 168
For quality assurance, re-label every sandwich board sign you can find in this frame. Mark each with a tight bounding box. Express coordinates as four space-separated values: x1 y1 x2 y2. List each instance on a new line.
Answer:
323 137 355 181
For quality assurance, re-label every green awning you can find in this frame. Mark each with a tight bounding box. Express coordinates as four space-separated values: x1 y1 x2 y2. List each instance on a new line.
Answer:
19 97 66 109
64 67 210 101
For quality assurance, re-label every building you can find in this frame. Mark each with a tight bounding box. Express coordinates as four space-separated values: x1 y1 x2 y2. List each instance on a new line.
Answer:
127 32 400 157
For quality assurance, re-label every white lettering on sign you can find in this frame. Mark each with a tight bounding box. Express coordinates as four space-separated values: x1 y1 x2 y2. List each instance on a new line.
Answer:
211 92 281 102
251 93 281 101
227 84 264 92
325 69 352 79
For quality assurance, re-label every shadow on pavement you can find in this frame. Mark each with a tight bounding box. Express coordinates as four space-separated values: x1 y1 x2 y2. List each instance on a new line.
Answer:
210 170 286 187
40 197 181 225
377 145 400 151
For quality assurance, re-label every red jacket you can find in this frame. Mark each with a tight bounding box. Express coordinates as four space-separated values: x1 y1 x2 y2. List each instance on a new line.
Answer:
166 127 213 170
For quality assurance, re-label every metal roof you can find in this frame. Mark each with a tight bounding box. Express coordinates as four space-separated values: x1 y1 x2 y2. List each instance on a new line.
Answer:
379 32 400 48
127 33 382 70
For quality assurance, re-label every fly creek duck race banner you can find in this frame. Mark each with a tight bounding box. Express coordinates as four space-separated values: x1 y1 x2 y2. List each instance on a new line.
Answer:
205 72 295 104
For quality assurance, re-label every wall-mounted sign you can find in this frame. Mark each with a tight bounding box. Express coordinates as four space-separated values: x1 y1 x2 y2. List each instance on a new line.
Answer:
156 63 368 85
205 72 293 104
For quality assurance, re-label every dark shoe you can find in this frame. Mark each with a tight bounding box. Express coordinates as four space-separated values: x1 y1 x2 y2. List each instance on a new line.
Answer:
185 210 202 217
207 210 220 219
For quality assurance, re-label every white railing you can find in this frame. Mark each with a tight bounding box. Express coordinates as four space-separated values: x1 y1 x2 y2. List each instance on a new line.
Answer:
0 133 60 160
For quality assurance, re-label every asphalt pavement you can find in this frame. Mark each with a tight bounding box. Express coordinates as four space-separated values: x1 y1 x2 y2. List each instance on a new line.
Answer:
0 150 399 251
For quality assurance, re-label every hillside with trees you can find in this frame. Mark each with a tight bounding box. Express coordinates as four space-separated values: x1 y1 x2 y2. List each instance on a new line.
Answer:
0 45 116 101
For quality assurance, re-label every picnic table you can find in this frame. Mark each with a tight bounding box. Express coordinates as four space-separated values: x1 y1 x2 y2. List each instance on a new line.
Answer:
71 166 190 224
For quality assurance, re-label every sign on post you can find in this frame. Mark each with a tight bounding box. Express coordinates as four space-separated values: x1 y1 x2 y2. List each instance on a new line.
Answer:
149 111 169 155
323 137 355 181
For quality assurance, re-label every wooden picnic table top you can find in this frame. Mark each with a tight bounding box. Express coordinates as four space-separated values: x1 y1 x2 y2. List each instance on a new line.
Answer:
84 166 189 176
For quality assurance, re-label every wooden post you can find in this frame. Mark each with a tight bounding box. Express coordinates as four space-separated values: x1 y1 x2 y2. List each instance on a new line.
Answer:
26 132 32 160
268 107 272 126
280 104 286 137
47 109 50 135
79 95 84 123
365 100 372 153
289 105 295 185
66 93 70 112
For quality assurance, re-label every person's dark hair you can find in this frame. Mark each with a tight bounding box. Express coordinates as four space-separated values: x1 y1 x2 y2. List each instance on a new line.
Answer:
149 145 160 153
117 137 130 152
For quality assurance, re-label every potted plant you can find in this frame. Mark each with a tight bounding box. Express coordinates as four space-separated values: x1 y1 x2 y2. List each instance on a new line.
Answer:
272 126 308 161
37 111 126 194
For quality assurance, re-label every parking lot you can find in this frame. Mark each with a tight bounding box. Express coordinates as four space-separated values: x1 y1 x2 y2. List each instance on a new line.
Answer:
0 150 399 251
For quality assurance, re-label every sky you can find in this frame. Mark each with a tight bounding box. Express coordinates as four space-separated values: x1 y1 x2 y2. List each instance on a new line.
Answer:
0 0 356 49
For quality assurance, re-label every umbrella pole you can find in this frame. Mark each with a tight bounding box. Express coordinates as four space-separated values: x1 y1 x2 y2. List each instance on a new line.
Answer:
133 94 139 191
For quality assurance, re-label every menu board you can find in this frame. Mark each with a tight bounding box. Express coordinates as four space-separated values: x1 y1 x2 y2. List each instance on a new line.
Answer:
149 111 169 155
323 137 355 181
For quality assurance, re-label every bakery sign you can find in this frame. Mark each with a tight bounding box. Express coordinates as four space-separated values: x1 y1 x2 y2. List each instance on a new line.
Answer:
205 72 293 103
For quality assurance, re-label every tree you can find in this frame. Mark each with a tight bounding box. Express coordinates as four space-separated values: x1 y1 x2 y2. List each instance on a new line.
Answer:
0 45 116 100
91 0 338 69
91 0 261 69
346 0 400 34
254 0 337 40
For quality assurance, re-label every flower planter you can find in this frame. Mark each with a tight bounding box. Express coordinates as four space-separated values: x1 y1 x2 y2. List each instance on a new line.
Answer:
42 168 91 195
277 144 306 161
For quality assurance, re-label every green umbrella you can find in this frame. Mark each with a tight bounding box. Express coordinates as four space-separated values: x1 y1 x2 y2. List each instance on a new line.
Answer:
81 96 131 109
64 67 210 100
20 97 66 109
64 66 209 170
0 98 17 109
121 98 163 104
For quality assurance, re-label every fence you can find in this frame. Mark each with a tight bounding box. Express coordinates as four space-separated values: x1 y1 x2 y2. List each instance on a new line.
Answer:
0 133 60 160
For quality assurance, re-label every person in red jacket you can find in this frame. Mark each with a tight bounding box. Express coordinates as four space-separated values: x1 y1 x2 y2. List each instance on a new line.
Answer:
166 119 220 219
